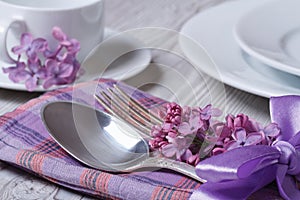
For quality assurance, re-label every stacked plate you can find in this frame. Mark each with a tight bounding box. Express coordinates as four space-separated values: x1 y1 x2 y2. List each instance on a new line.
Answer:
180 0 300 98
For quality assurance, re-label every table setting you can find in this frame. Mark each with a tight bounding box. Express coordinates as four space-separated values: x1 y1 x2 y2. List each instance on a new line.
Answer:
0 0 299 199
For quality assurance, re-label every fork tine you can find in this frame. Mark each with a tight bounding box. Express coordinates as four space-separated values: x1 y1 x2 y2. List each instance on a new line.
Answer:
94 94 151 137
100 91 151 130
94 93 113 114
113 85 163 125
107 88 156 129
94 85 166 139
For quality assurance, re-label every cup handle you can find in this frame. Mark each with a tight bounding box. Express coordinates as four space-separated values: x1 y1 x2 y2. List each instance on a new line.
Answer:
0 19 26 64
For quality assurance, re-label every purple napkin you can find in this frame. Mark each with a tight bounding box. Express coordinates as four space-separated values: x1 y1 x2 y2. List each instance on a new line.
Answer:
0 79 281 199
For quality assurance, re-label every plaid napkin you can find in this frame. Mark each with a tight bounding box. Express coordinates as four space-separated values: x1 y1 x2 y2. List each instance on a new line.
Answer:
0 79 281 199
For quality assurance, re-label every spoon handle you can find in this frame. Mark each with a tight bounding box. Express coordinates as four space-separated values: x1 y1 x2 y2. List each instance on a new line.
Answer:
138 157 206 183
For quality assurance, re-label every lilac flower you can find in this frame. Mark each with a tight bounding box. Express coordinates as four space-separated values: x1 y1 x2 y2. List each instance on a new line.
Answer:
2 26 82 91
149 122 178 151
52 26 71 46
24 59 47 91
178 115 204 136
206 121 231 147
67 38 81 55
226 114 262 134
165 102 182 125
181 149 200 166
59 53 81 82
2 61 26 83
211 122 231 141
43 59 74 89
149 136 168 150
181 106 191 121
260 123 281 145
150 124 163 137
162 135 193 160
225 128 264 151
163 124 178 138
189 105 222 132
3 59 47 91
51 26 80 56
209 114 281 156
200 104 222 121
151 103 223 165
150 102 282 167
12 33 47 61
11 33 32 55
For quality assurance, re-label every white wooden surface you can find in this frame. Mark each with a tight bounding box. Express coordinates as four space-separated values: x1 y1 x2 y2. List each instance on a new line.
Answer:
0 0 272 199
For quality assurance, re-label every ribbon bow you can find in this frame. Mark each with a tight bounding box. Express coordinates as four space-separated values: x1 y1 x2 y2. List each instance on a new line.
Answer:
191 96 300 200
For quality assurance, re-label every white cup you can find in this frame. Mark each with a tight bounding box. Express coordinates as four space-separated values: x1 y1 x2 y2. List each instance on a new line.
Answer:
0 0 105 63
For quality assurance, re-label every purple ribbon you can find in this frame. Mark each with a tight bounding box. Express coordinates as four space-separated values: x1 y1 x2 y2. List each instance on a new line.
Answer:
192 96 300 200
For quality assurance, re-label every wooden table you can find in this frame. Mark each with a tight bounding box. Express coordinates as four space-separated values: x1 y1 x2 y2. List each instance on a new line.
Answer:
0 0 271 199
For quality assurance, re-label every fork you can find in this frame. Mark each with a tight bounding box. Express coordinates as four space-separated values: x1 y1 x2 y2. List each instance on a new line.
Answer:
94 85 164 139
94 84 204 182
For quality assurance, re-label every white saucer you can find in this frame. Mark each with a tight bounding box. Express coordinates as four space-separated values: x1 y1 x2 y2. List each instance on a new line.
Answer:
180 0 300 98
234 0 300 76
0 28 151 92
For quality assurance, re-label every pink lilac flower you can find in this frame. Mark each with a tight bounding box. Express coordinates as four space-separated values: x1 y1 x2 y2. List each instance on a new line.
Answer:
2 61 27 83
231 116 280 145
165 102 182 125
178 115 204 136
12 33 47 61
181 106 191 121
43 59 74 89
2 26 81 91
209 114 281 155
260 123 280 145
226 114 259 133
24 59 47 91
199 104 222 121
181 149 200 166
3 59 46 91
162 135 193 160
52 26 71 45
149 102 222 166
149 124 170 150
149 136 168 150
149 103 282 167
204 121 231 156
150 124 163 137
45 27 80 59
191 105 222 132
11 33 32 55
209 122 231 144
225 128 264 150
59 53 81 82
66 39 81 55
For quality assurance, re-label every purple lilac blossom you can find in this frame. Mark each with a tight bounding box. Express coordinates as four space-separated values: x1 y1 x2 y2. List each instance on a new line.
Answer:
2 26 81 91
149 102 221 166
149 102 281 167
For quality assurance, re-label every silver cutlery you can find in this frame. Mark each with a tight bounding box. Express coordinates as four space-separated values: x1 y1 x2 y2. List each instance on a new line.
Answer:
41 85 204 182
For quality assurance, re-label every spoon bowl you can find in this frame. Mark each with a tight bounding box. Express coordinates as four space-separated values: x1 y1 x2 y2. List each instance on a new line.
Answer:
41 101 204 182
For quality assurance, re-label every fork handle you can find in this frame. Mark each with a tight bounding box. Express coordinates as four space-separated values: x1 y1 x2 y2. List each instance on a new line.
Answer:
138 157 206 183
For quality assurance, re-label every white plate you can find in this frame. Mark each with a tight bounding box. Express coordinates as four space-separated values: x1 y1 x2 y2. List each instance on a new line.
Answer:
234 0 300 76
180 0 300 98
0 28 151 92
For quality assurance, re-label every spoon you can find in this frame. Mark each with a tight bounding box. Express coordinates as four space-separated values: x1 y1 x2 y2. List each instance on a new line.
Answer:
41 101 204 182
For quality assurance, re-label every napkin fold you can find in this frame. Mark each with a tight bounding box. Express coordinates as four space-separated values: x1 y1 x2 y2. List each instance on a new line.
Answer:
0 79 280 199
